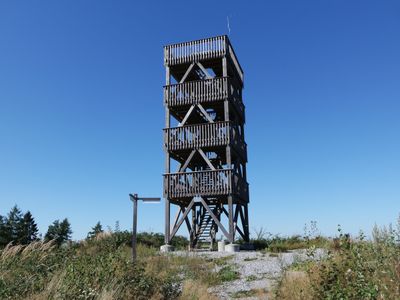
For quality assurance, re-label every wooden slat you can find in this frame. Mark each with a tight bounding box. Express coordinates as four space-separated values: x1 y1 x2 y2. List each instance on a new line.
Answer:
164 36 226 66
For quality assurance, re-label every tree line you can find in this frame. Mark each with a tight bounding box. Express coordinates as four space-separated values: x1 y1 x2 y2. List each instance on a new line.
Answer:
0 205 81 248
0 205 187 249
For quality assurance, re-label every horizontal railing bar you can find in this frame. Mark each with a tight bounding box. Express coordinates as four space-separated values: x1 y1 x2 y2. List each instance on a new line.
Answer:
164 121 231 131
163 76 230 88
163 35 226 49
164 169 233 176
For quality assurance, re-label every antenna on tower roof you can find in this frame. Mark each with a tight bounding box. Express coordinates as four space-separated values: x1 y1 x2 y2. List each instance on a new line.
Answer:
227 15 231 35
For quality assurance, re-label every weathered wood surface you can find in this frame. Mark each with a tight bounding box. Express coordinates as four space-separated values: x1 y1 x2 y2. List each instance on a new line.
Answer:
164 169 248 202
164 35 244 83
163 121 247 161
164 77 245 120
163 35 249 245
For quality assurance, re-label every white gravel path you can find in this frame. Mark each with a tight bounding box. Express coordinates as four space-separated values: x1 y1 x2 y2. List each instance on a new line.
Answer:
172 249 326 299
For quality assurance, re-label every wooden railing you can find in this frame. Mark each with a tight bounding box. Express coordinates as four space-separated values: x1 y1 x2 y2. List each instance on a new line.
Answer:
164 35 244 83
164 169 248 201
164 169 231 198
164 121 247 159
164 36 226 65
164 77 245 119
165 121 229 150
164 77 228 106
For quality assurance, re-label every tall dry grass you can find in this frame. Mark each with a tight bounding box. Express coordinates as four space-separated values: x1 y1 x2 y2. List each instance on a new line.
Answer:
274 217 400 300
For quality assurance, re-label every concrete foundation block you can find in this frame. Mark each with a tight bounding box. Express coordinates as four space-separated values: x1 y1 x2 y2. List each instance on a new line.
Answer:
160 244 174 253
225 243 240 252
217 241 226 252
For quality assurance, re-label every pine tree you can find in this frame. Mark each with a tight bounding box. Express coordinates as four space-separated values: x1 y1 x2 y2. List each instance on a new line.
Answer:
5 205 23 244
0 215 7 248
45 218 72 246
19 211 39 245
87 221 103 239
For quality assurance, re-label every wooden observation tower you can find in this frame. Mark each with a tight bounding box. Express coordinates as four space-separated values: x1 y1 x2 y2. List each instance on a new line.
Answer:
163 35 249 249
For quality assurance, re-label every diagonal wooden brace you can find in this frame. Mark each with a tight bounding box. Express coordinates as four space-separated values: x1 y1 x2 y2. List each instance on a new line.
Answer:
199 197 230 240
180 62 195 83
170 199 194 240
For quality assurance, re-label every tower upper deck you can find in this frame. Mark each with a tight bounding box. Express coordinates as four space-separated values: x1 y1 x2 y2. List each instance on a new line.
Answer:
164 35 244 84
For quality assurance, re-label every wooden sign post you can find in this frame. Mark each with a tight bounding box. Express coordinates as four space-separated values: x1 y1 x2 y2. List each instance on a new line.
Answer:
129 193 160 261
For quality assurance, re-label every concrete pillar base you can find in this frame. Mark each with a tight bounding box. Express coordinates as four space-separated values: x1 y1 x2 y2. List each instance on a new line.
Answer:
225 243 240 253
160 244 174 253
217 241 226 252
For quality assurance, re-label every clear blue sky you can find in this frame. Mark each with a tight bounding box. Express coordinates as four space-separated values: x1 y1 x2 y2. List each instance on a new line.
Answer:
1 1 399 240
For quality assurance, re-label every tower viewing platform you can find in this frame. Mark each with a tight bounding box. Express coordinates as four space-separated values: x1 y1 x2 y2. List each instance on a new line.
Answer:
163 35 244 84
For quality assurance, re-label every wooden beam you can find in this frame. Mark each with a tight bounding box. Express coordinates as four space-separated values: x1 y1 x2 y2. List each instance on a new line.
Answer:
233 204 240 224
235 224 246 240
170 207 181 233
166 66 170 85
228 195 234 242
243 204 250 242
221 206 229 217
181 206 192 234
196 62 213 79
198 149 216 171
199 197 230 240
170 199 195 239
180 62 195 83
179 104 195 126
222 57 227 77
165 199 170 244
179 149 196 172
197 104 215 123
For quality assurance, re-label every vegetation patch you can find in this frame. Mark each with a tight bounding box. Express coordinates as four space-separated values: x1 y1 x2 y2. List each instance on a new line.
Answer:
246 274 258 281
274 218 400 300
243 256 258 261
231 289 257 298
217 265 240 283
208 255 234 266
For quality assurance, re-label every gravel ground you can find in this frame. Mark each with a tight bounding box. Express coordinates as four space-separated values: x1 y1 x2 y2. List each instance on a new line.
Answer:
172 249 326 300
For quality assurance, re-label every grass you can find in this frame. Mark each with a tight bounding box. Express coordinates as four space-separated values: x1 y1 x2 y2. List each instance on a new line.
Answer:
3 218 400 300
231 289 257 298
216 265 240 283
273 216 400 300
0 232 218 299
207 255 233 266
0 231 245 299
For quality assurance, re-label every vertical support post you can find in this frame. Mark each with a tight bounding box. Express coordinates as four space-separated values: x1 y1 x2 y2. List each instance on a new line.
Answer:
244 203 250 242
165 199 170 244
222 56 227 77
166 66 170 85
228 196 234 242
132 194 138 261
164 75 171 244
223 55 234 243
191 205 196 249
